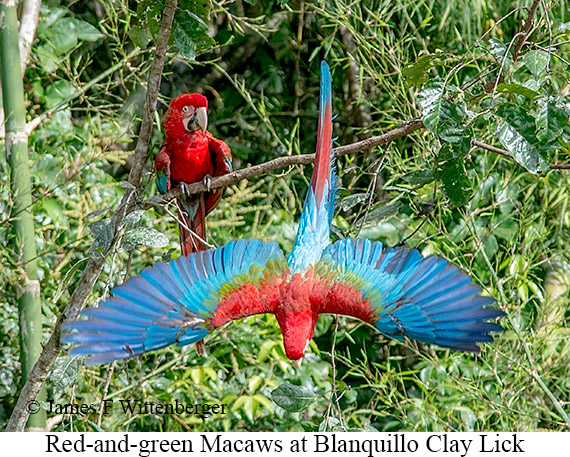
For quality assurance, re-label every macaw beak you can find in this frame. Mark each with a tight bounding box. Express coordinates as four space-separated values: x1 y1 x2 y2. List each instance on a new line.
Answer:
195 106 208 134
292 358 303 368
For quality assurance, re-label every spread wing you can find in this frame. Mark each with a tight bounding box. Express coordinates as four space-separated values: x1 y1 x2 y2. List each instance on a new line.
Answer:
62 239 286 364
318 238 504 352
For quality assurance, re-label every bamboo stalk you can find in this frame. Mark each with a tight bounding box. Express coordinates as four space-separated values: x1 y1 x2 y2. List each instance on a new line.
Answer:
5 0 179 433
0 0 46 430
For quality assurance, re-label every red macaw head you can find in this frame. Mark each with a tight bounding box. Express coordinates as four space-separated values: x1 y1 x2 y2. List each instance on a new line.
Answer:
273 273 321 367
164 93 209 138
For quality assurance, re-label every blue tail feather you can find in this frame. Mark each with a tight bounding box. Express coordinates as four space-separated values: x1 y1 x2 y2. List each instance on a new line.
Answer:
288 61 336 273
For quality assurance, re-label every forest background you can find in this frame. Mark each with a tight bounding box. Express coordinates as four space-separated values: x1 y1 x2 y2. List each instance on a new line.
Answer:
1 0 570 432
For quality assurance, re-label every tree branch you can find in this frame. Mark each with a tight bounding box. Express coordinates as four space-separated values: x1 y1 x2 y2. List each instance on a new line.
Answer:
5 0 179 432
512 0 541 62
142 119 426 208
142 116 570 212
472 140 570 170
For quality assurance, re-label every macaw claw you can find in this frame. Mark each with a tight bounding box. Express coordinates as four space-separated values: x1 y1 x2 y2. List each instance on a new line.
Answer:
203 174 212 192
180 181 191 197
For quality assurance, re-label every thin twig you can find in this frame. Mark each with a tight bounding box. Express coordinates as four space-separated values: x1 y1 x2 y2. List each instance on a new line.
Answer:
473 139 570 170
324 317 341 431
96 363 115 427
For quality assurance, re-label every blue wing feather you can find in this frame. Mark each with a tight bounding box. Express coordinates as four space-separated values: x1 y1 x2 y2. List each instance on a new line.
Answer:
322 238 503 352
62 239 286 365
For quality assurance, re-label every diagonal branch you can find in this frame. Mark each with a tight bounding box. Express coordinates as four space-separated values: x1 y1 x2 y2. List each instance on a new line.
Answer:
142 116 570 212
142 119 426 208
512 0 541 62
5 0 179 433
472 140 570 170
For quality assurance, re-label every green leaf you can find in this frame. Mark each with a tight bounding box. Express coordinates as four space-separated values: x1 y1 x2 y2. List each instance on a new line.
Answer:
497 83 538 99
44 80 76 109
84 420 105 432
88 218 115 255
43 198 68 227
86 207 111 220
44 20 79 54
128 25 151 48
437 158 472 206
402 169 435 185
301 421 319 432
454 406 477 430
50 356 83 391
339 193 370 212
174 10 215 60
271 383 316 412
523 50 549 77
123 227 169 250
487 38 512 68
402 54 442 87
484 234 499 260
319 416 345 431
313 314 333 337
248 375 264 393
37 6 67 34
120 209 145 229
67 18 105 42
233 395 255 421
418 81 465 141
418 80 445 133
144 1 163 38
178 0 211 22
494 216 518 241
35 44 59 73
356 202 402 229
253 394 274 411
536 98 567 143
496 104 548 173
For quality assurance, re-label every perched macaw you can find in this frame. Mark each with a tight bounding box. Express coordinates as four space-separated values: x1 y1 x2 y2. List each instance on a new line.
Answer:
62 62 503 366
154 93 232 255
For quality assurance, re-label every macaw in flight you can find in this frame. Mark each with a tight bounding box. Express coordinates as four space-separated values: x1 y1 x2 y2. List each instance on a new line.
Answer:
62 62 503 366
154 93 232 255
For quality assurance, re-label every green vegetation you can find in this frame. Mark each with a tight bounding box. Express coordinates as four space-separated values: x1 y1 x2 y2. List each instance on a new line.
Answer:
1 0 570 432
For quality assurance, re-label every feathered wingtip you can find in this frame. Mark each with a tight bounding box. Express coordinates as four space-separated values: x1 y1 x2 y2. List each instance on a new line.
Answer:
61 239 286 365
324 238 505 352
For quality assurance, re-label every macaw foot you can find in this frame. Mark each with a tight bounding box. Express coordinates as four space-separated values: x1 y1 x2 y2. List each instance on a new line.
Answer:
195 340 206 356
202 174 212 192
180 181 191 197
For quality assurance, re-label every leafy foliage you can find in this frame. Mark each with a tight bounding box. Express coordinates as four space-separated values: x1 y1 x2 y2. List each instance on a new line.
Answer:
1 0 570 433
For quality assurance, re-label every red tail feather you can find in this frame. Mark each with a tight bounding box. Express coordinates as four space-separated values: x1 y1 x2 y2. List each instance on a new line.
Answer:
310 66 333 205
177 196 207 255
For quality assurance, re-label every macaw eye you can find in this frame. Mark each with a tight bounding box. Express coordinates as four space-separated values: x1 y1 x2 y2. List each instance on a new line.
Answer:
182 106 190 113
